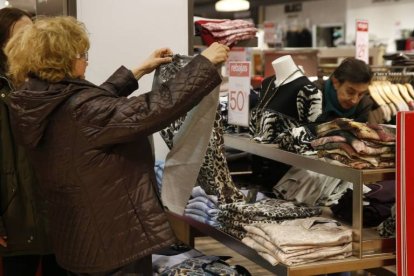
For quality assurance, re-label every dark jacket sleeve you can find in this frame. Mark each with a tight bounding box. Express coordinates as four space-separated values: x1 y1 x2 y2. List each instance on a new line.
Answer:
99 66 138 97
72 55 221 147
353 93 374 123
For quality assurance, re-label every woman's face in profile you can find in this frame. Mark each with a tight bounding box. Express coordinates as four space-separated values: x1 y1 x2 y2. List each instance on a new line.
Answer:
72 52 88 79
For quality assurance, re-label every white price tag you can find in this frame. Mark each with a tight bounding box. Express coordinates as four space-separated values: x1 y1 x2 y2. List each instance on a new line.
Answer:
355 20 369 64
228 62 250 127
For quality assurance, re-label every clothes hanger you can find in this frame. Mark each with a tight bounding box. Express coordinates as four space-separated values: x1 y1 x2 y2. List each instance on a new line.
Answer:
374 82 398 116
373 81 392 104
371 82 392 121
405 83 414 99
369 84 390 123
368 84 386 106
396 83 414 104
381 82 404 112
390 84 410 111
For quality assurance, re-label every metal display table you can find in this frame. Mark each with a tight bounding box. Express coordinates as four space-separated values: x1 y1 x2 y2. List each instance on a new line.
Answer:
167 211 395 275
166 133 396 275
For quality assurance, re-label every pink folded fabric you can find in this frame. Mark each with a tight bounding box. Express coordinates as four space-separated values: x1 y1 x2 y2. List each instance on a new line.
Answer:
211 27 258 38
201 19 254 31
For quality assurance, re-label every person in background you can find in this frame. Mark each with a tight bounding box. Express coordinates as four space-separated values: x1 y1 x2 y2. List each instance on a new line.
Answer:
0 7 66 276
314 57 374 124
295 59 373 276
5 16 229 275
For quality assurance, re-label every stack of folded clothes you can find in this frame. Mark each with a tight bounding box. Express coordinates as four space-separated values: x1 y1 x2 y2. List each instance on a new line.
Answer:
184 186 220 227
242 217 352 266
217 198 321 239
383 52 414 68
311 118 395 169
195 19 257 47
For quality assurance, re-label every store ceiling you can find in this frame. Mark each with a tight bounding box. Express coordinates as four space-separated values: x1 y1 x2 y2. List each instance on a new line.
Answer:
194 0 319 20
8 0 319 19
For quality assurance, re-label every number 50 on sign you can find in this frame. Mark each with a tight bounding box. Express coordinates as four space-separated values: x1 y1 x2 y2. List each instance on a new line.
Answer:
228 62 250 127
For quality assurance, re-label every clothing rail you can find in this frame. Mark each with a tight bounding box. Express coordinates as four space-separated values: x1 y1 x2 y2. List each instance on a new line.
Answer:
371 65 414 75
372 74 414 83
318 65 414 79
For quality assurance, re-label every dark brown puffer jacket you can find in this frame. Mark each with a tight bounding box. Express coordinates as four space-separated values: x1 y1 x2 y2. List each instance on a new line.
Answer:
8 55 221 273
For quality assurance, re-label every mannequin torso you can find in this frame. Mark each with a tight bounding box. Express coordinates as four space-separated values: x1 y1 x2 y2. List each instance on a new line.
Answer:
272 55 304 86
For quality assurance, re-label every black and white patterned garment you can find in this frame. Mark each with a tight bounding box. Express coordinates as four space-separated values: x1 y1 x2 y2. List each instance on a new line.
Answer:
217 215 278 239
153 54 194 88
249 76 322 154
276 125 316 154
219 199 322 221
153 54 193 151
249 109 300 144
160 256 249 276
157 55 245 205
249 109 316 154
217 198 321 240
377 204 395 238
197 113 245 203
161 111 245 204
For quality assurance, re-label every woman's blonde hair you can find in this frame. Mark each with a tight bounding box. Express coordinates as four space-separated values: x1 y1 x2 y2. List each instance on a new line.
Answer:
5 16 90 86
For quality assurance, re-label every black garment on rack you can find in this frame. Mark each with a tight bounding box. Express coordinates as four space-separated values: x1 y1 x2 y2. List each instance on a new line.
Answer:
286 30 300 47
298 28 312 47
286 29 312 47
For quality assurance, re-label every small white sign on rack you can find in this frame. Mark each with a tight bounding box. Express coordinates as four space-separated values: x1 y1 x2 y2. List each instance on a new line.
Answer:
264 21 276 44
228 61 250 127
355 19 369 64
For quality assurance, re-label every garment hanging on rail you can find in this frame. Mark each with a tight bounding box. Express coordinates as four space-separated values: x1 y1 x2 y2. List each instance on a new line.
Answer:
155 54 245 215
153 54 222 214
368 77 414 124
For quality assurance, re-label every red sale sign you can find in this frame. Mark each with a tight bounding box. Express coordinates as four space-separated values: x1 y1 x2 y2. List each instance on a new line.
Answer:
355 19 369 64
228 61 250 127
397 111 414 276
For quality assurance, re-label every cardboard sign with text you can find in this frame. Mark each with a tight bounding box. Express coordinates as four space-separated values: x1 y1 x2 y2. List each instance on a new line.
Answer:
355 20 369 64
228 61 251 127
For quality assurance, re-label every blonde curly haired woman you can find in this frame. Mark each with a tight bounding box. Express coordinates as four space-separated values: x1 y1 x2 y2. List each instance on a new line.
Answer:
6 16 229 275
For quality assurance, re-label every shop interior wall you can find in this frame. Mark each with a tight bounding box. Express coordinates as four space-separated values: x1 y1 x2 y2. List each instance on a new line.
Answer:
264 0 414 53
264 0 346 29
77 0 190 160
346 0 414 53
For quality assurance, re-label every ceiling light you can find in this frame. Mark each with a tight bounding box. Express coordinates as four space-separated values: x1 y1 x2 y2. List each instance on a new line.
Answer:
5 0 10 6
215 0 250 12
